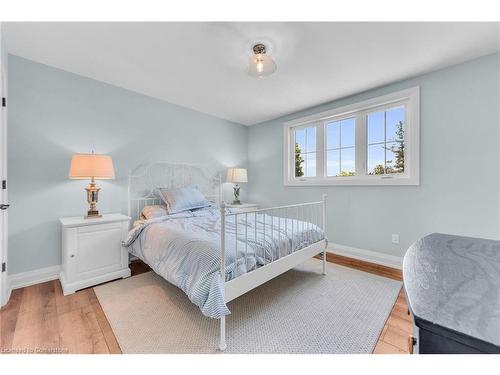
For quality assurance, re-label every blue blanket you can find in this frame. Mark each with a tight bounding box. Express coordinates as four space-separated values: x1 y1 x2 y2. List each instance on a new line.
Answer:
123 206 325 318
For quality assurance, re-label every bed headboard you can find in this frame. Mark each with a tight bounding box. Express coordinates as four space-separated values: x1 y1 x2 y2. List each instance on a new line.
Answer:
127 162 222 222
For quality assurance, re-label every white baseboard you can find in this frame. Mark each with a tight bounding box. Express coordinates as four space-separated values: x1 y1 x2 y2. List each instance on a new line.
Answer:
8 265 61 293
327 243 403 269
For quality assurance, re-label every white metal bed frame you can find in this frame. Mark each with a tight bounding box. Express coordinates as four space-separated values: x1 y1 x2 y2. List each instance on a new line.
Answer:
127 162 327 351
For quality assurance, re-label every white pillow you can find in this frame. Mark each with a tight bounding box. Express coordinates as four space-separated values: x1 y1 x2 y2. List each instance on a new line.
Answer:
140 205 169 220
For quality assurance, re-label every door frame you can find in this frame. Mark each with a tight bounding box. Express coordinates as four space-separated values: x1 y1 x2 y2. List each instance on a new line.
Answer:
0 22 8 307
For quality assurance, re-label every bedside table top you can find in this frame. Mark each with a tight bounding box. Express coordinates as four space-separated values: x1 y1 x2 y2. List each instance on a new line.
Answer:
225 203 259 208
60 213 130 228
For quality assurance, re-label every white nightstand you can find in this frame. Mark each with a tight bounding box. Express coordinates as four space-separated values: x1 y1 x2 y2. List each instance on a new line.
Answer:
225 203 260 213
59 213 131 295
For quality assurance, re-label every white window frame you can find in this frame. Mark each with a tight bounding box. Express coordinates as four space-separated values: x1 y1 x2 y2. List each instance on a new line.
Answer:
283 87 420 186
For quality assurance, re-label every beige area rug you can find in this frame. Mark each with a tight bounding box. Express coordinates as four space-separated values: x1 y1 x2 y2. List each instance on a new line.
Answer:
94 259 401 353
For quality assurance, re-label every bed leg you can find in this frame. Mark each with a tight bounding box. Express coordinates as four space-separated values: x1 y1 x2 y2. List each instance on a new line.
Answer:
219 316 227 351
322 248 327 275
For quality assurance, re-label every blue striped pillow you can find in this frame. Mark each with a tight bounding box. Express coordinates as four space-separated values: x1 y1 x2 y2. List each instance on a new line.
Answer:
158 186 210 214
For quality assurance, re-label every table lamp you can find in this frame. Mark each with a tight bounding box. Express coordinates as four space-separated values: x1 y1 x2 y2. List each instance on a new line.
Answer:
69 153 115 218
226 168 247 205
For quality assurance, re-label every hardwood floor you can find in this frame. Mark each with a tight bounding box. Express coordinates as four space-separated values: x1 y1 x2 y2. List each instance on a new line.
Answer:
324 252 403 281
0 258 411 354
373 289 412 354
0 261 151 354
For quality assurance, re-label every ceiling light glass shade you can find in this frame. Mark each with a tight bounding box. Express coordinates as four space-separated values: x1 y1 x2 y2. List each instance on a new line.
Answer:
247 53 276 78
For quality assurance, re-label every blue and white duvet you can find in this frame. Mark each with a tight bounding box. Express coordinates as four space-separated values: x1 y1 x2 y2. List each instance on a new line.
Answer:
123 206 325 318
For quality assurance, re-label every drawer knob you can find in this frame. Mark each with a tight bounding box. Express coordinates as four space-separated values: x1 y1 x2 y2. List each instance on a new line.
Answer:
70 254 75 258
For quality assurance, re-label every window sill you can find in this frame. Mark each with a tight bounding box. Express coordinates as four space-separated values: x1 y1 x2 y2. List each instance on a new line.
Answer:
284 175 419 186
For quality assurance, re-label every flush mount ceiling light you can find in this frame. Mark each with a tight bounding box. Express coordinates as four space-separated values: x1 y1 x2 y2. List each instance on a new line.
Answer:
247 43 277 78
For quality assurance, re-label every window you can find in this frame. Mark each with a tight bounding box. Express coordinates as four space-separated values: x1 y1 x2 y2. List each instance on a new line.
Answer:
284 87 419 186
326 118 355 177
294 126 316 177
366 106 405 175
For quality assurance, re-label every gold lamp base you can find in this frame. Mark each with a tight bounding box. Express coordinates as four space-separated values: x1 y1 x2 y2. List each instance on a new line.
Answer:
84 178 102 219
85 212 102 219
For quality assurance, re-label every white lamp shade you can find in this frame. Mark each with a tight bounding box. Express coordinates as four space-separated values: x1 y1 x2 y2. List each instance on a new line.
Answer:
69 153 115 180
226 168 248 183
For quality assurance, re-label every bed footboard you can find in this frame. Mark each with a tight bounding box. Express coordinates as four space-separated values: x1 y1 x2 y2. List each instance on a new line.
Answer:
218 195 327 351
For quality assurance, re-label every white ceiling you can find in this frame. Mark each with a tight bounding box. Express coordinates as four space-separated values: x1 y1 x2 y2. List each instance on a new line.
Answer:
3 22 500 125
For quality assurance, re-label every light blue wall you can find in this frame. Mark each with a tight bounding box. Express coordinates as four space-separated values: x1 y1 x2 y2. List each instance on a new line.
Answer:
8 53 500 274
8 55 248 274
247 53 500 258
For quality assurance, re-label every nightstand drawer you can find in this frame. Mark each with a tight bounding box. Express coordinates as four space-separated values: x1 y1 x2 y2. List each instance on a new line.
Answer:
226 203 259 213
77 221 122 234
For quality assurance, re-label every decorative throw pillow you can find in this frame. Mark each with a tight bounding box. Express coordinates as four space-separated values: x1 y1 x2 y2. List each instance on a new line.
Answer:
158 186 210 214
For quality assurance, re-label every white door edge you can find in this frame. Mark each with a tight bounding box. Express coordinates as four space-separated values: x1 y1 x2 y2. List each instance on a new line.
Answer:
0 22 8 307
